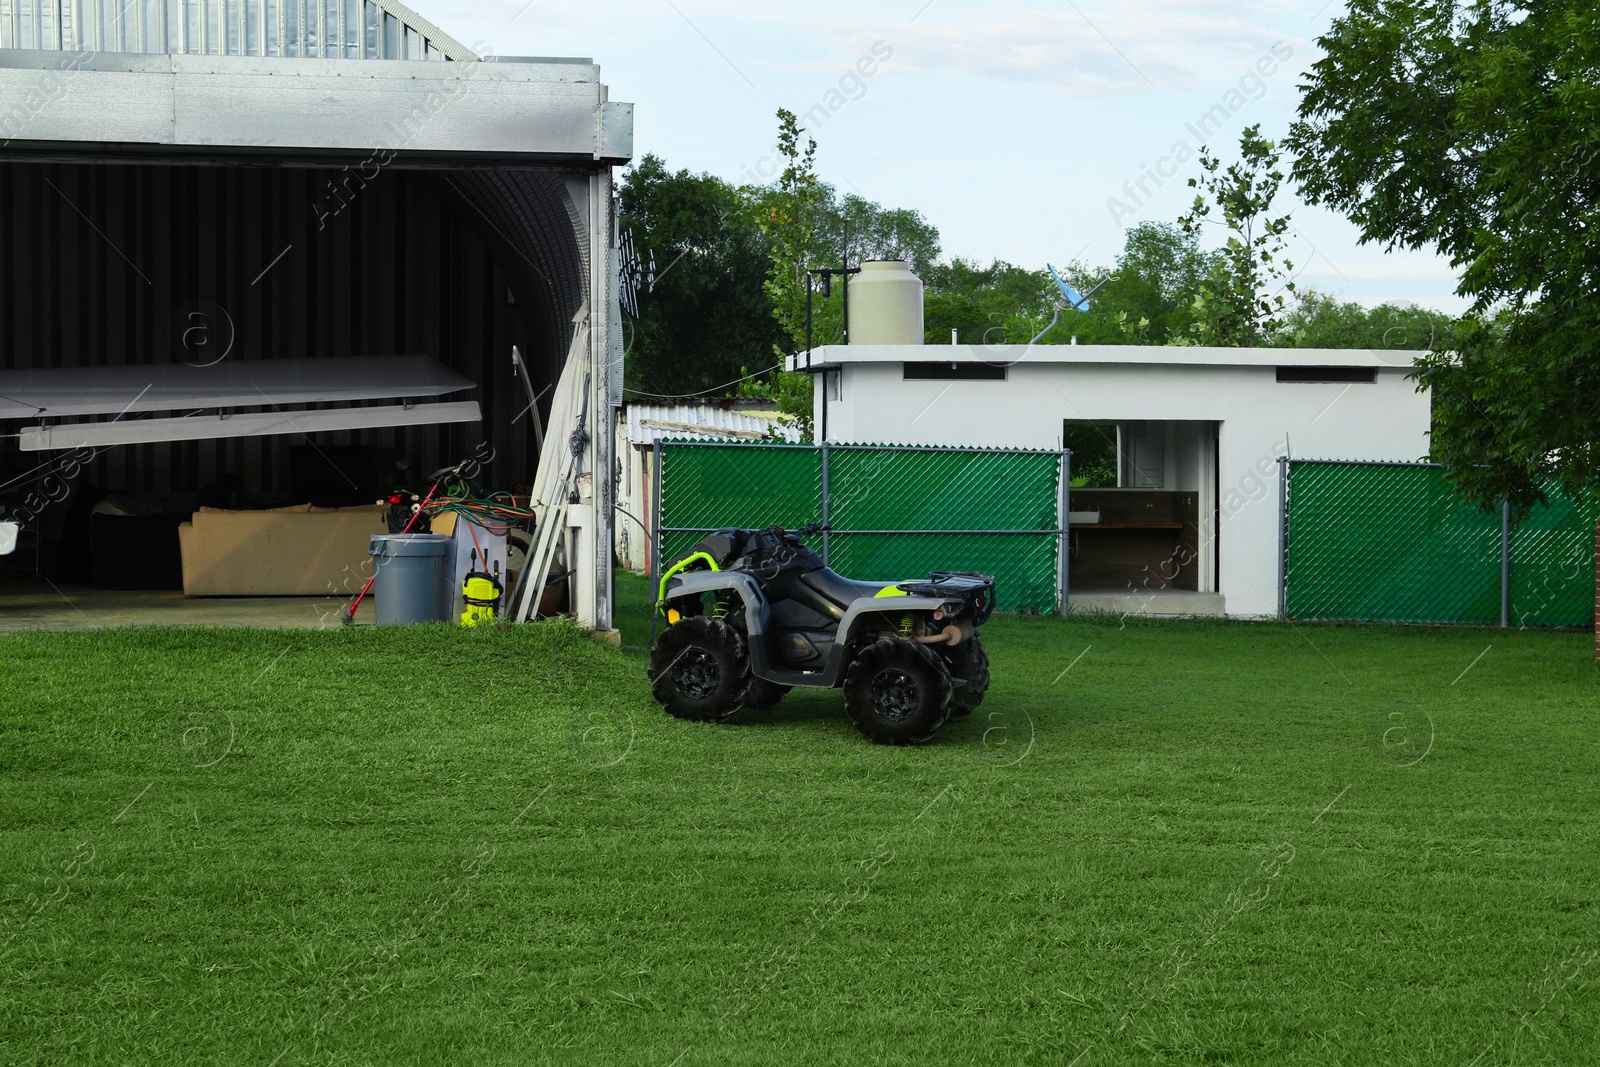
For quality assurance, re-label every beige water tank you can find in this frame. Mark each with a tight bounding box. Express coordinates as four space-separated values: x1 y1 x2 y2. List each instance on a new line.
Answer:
848 260 924 345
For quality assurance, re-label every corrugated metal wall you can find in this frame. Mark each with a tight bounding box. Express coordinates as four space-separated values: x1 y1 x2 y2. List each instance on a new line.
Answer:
0 0 474 60
0 158 581 503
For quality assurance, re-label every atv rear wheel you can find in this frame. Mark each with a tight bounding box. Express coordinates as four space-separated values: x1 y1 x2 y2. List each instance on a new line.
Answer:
843 638 953 745
650 617 750 722
941 636 991 720
742 677 791 710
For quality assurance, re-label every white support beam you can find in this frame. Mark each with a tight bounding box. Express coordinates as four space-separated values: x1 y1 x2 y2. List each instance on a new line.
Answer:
583 166 618 634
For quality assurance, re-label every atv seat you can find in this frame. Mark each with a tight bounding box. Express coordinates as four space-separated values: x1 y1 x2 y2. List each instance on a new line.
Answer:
801 568 896 609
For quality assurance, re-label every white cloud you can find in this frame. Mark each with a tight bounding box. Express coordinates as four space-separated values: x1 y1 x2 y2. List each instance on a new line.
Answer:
804 1 1313 97
410 0 1462 305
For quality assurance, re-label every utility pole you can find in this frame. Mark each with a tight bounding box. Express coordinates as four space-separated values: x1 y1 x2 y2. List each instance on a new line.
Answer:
805 263 857 444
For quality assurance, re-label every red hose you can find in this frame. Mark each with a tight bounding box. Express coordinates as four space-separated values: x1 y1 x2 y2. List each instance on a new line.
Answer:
342 480 441 624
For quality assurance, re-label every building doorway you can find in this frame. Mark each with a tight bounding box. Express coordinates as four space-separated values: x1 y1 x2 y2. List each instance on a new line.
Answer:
1065 418 1218 595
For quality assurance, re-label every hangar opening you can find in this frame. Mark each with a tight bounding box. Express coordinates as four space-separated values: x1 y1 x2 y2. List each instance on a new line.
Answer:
0 1 632 629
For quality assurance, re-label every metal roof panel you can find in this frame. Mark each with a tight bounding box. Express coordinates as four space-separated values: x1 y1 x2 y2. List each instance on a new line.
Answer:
624 402 801 445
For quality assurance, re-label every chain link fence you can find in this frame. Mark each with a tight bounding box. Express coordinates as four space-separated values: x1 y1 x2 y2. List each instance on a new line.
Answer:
1282 460 1597 627
654 441 1069 613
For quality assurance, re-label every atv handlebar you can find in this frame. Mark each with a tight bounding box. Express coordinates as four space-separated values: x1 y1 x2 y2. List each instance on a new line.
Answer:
764 522 827 540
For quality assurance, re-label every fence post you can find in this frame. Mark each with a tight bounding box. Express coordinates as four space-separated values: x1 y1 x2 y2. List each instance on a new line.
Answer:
1058 449 1072 614
1593 517 1598 661
1277 456 1289 619
819 440 831 566
651 439 663 580
1501 498 1511 628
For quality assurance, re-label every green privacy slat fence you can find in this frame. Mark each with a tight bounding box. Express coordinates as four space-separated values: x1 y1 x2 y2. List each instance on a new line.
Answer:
656 442 822 569
1283 460 1596 627
1510 485 1600 627
1284 462 1502 624
827 532 1061 613
826 447 1060 533
657 442 1067 613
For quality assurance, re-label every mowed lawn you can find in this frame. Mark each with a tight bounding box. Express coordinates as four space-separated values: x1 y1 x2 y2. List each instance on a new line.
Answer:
2 579 1598 1066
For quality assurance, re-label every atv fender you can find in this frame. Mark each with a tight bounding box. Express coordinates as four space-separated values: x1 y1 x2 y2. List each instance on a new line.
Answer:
664 570 772 633
661 571 948 689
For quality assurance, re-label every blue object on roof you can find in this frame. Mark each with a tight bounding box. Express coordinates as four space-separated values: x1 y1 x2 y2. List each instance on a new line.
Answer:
1047 263 1091 311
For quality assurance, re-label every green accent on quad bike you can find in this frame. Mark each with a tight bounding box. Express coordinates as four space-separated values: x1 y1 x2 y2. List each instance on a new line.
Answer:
657 552 720 614
874 585 906 598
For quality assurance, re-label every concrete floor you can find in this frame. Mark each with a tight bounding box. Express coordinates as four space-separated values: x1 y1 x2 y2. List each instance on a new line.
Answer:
1068 589 1228 617
0 580 378 631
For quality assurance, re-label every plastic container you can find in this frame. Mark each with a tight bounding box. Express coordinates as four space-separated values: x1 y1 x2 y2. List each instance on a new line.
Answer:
848 260 924 345
368 534 452 625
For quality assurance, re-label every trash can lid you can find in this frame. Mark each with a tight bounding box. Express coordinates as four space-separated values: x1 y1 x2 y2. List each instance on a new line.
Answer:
370 533 452 557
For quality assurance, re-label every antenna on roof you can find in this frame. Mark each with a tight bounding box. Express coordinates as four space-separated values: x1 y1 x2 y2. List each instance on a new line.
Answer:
1031 263 1108 345
618 229 654 317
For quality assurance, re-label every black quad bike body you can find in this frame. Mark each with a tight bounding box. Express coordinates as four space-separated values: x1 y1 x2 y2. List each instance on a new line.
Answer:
649 524 995 744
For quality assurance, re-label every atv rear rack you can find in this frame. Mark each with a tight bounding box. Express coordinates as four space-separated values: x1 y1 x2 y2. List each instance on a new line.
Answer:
898 571 996 625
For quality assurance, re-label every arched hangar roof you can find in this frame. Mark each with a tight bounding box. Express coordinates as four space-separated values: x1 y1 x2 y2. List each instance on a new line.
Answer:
2 0 478 62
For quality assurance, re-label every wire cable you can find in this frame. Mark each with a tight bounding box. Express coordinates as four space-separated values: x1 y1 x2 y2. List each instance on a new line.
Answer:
621 361 787 401
614 503 649 534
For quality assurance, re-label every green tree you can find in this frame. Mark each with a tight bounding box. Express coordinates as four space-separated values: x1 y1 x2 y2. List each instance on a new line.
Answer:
1271 291 1453 351
1286 0 1599 509
800 190 943 348
734 367 816 441
922 258 1116 346
1095 223 1221 344
754 108 826 354
1062 422 1119 487
1177 124 1296 346
620 131 950 430
920 258 1043 345
618 155 784 397
924 226 1220 348
818 192 942 277
745 109 831 438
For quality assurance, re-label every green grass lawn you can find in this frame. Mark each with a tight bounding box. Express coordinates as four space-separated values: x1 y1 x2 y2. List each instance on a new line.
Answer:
2 573 1598 1066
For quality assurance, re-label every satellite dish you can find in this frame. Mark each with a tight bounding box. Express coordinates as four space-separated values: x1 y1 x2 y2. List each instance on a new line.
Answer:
1047 263 1093 311
1031 264 1109 344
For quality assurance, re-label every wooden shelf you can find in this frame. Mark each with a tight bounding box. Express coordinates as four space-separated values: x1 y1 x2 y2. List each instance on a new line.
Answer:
1070 522 1184 530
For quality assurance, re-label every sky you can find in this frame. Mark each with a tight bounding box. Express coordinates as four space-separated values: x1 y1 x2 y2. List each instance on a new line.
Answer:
425 0 1468 313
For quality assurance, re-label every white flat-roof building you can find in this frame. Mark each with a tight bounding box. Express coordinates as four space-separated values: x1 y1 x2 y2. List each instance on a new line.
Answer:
792 339 1430 617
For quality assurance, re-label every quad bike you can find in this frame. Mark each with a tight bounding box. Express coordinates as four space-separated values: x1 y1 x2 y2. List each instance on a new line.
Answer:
648 523 995 745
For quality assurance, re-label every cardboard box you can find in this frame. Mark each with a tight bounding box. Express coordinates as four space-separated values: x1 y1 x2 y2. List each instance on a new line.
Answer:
178 504 388 596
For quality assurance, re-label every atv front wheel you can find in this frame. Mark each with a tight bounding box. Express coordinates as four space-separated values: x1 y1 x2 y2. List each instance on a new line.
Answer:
843 638 953 745
650 617 750 722
941 636 991 720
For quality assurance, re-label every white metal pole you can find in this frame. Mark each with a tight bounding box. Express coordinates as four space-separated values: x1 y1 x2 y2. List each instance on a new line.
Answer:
1277 455 1289 619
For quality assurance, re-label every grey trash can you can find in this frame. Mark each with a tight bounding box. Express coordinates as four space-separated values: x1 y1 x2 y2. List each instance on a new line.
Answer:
368 534 452 625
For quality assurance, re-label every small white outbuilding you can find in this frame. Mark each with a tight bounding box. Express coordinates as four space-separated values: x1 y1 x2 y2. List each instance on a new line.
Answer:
789 264 1431 617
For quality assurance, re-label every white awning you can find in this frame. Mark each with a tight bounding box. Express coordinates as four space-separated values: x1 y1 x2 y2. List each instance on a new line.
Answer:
17 402 481 452
0 355 473 420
